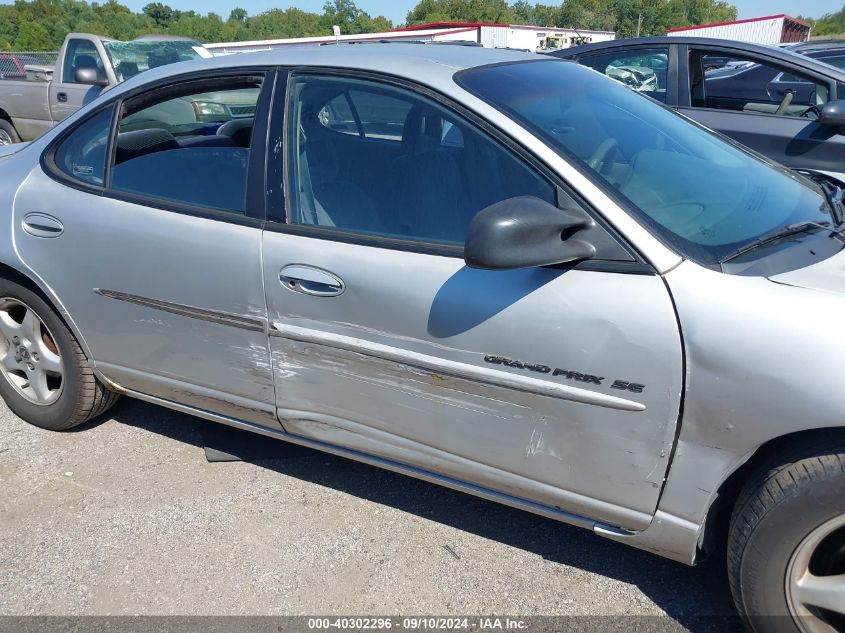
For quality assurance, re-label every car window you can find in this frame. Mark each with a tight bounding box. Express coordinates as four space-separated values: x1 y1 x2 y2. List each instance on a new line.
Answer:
287 74 555 246
63 39 104 84
318 89 414 141
813 54 845 72
110 77 262 213
53 107 112 186
459 60 830 266
690 50 829 118
578 47 669 103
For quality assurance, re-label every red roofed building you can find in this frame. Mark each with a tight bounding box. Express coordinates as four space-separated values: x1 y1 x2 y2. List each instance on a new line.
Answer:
666 14 812 45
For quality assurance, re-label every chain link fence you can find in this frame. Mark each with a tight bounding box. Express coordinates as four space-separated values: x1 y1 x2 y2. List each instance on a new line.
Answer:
0 51 59 80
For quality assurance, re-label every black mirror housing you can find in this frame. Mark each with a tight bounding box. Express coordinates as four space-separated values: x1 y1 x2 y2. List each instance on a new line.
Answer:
465 196 596 270
819 100 845 129
75 67 108 86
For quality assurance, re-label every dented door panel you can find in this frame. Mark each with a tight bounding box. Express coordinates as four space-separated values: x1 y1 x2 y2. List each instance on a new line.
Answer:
263 232 683 531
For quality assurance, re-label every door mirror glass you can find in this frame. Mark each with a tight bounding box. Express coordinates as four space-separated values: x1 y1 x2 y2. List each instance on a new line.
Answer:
819 100 845 129
464 196 595 270
74 67 107 86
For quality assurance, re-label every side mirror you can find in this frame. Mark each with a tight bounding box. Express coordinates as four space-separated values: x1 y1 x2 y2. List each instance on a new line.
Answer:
74 67 108 86
819 100 845 129
465 196 596 270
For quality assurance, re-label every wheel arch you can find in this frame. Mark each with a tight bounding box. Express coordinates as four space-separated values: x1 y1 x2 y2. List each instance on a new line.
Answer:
699 426 845 560
0 260 95 362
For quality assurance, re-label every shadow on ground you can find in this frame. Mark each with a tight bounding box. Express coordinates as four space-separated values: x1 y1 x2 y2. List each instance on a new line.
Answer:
101 398 741 632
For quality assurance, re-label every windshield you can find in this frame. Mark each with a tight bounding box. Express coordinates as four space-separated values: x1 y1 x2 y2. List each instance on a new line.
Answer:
103 40 204 82
457 60 832 265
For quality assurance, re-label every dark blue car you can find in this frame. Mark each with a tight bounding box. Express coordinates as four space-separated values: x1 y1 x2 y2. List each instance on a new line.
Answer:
551 37 845 181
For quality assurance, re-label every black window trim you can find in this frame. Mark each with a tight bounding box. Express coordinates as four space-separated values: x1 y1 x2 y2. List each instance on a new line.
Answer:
266 65 651 275
42 66 277 229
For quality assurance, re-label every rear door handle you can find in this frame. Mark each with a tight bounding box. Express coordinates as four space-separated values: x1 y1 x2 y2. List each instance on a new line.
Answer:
280 264 344 297
56 92 68 103
22 213 64 238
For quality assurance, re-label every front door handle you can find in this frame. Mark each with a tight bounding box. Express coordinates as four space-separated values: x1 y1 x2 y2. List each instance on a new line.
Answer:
56 92 68 103
280 264 345 297
22 213 64 238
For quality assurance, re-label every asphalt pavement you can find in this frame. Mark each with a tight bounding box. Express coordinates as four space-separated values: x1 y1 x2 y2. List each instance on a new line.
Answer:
0 396 739 628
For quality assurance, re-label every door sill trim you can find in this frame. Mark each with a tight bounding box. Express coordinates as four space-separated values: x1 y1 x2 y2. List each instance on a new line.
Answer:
120 386 636 538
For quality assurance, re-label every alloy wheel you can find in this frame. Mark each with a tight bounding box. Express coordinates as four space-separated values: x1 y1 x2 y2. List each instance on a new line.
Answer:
786 514 845 633
0 129 13 146
0 298 64 405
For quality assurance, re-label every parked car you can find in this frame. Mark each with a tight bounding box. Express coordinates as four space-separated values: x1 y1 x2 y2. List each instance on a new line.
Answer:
787 39 845 71
0 45 844 632
0 33 210 145
0 53 41 79
550 37 845 181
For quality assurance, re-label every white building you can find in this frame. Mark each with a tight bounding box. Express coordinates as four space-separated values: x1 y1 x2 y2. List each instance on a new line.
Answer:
206 22 615 56
666 14 811 45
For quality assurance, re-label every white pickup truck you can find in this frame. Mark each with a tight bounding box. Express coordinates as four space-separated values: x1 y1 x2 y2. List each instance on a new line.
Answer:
0 33 210 145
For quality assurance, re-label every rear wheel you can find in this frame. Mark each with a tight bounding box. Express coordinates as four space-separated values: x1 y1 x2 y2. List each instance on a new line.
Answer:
0 279 118 430
0 119 20 146
728 440 845 633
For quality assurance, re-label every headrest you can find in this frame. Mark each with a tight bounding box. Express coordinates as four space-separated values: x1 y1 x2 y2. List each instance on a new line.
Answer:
116 128 179 164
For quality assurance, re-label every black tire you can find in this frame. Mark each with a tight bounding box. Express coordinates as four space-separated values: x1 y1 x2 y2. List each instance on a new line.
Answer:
0 118 20 145
0 278 119 430
728 437 845 633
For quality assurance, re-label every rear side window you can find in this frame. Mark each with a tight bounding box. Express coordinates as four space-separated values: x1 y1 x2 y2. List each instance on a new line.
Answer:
53 107 112 186
110 77 262 213
579 47 669 103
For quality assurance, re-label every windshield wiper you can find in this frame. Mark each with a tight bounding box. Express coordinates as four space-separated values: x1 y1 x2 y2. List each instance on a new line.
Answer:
719 221 840 264
795 169 845 226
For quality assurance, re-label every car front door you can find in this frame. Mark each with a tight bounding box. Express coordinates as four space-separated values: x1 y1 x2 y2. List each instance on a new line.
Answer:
262 71 684 532
49 37 111 123
677 45 845 179
13 71 278 427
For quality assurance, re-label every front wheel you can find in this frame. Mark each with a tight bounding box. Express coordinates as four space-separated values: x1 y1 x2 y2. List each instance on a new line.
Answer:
0 279 118 430
728 440 845 633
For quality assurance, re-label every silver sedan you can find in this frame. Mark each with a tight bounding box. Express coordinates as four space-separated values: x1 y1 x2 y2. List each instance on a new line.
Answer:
0 45 843 632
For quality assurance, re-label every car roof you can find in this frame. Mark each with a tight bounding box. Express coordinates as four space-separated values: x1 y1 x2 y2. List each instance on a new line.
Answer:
549 36 845 78
109 43 547 99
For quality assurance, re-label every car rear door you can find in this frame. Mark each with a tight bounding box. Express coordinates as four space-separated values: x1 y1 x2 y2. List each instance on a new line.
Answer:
676 44 845 179
13 70 278 427
262 69 684 532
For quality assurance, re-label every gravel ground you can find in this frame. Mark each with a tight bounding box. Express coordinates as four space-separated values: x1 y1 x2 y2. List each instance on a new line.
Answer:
0 396 738 627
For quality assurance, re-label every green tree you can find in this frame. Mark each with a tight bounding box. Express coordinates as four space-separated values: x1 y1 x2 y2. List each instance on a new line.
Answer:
15 22 53 50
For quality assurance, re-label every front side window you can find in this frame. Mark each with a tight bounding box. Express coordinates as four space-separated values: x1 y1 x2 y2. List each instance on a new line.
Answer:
690 50 829 118
287 74 555 246
63 39 104 84
458 60 832 265
53 107 112 186
579 47 669 103
110 77 262 213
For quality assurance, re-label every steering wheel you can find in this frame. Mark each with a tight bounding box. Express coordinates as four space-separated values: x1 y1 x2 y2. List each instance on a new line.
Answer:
801 105 821 119
588 138 618 174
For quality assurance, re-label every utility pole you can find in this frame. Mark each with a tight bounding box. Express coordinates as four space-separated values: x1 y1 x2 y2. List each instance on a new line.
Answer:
636 13 643 37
